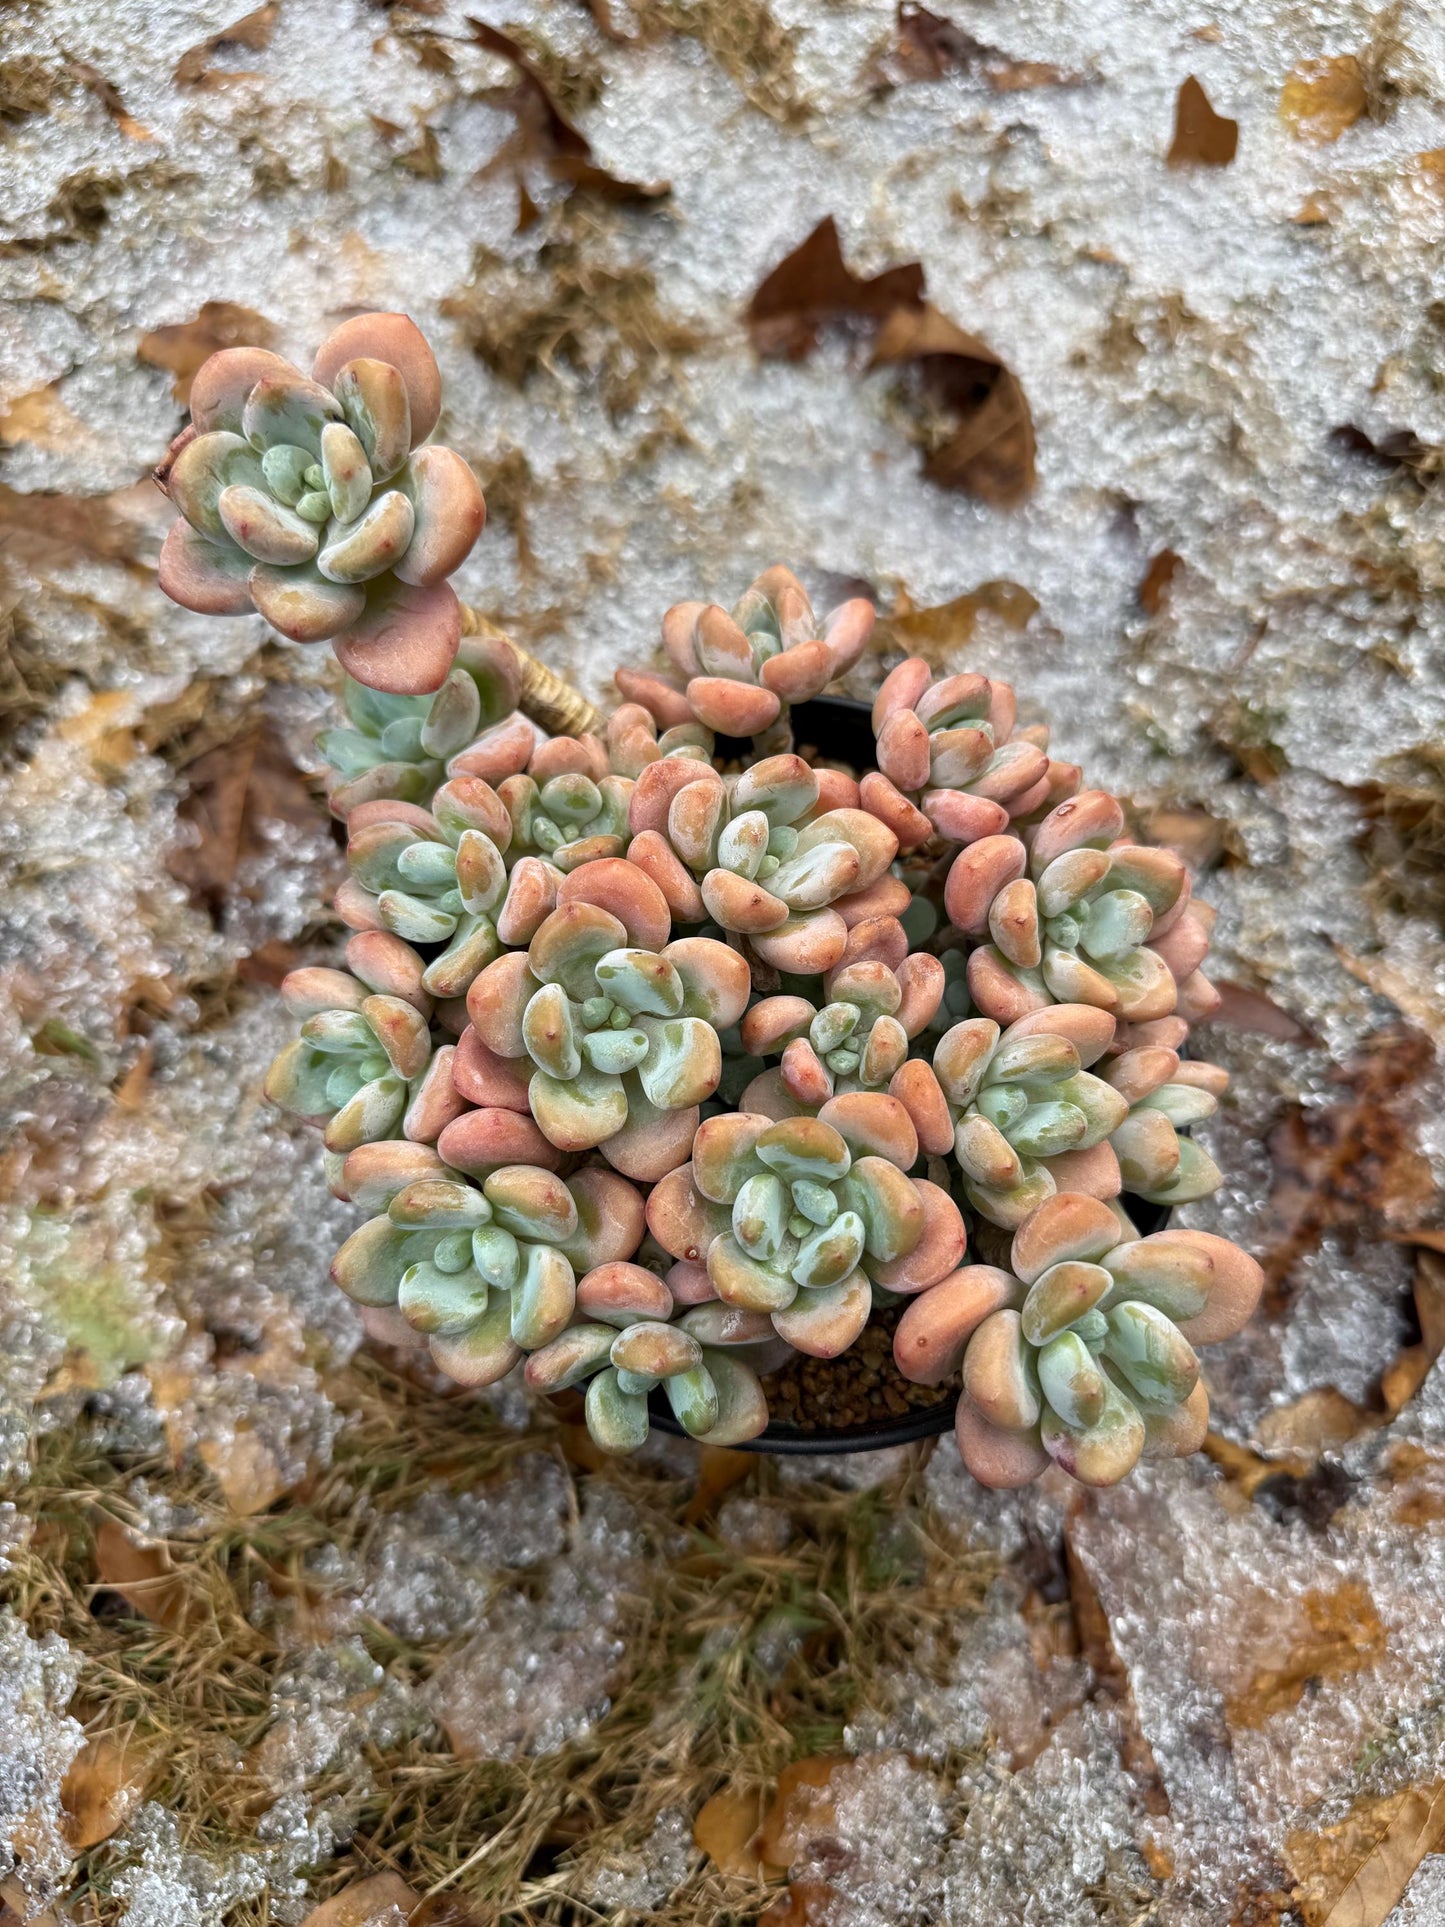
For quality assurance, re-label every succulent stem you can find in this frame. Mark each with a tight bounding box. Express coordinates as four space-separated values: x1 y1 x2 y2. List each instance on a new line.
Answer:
459 605 603 738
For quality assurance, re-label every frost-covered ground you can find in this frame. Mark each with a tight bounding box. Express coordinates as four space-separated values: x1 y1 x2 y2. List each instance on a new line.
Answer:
2 0 1445 1922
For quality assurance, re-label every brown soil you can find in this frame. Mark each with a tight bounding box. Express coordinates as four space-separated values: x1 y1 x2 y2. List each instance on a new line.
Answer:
760 1298 958 1433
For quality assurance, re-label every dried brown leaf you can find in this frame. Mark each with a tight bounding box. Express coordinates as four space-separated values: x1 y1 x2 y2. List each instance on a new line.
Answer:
744 215 924 359
746 218 1035 504
872 581 1039 663
871 303 1037 505
1280 57 1367 144
1261 1028 1435 1298
469 21 669 204
1064 1526 1170 1814
173 3 280 86
684 1445 754 1524
1289 1781 1445 1927
92 1519 193 1630
869 5 1083 93
301 1875 421 1927
167 722 327 915
60 1737 152 1850
64 60 155 140
1211 979 1315 1041
1167 75 1238 167
1138 547 1182 614
1380 1251 1445 1416
1227 1583 1387 1731
757 1757 846 1868
139 302 277 404
693 1786 767 1877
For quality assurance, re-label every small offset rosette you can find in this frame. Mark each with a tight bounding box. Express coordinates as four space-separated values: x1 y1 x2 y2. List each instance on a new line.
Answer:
864 662 1078 854
623 565 873 744
330 1163 644 1386
894 1191 1262 1488
945 791 1211 1024
156 312 485 695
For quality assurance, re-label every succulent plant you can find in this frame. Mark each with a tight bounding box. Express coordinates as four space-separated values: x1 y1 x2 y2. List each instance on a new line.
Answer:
319 632 523 816
339 778 517 999
466 870 750 1179
650 566 875 741
157 312 485 695
898 1006 1131 1228
331 1163 645 1383
264 933 459 1153
523 1262 770 1453
1101 1045 1227 1206
865 662 1064 853
497 738 636 872
646 1105 967 1359
893 1191 1262 1487
945 795 1195 1024
626 752 899 974
741 955 944 1106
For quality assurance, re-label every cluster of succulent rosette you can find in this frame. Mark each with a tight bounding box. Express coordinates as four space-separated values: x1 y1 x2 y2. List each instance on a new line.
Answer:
161 316 1261 1487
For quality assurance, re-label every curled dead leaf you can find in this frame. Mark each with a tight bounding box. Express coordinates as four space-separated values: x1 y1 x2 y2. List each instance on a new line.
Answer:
746 218 1035 506
92 1519 193 1630
870 304 1036 506
173 3 279 87
745 216 924 359
60 1736 153 1850
869 5 1084 93
469 21 669 205
1167 75 1238 167
138 302 277 405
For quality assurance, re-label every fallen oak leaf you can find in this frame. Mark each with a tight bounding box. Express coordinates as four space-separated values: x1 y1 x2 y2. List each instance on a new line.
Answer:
91 1519 193 1630
1288 1781 1445 1927
60 1736 154 1850
693 1785 768 1877
746 216 923 359
757 1756 847 1869
173 2 280 87
1225 1582 1387 1731
870 303 1036 505
138 302 277 405
1211 979 1316 1042
1167 75 1238 167
469 20 669 205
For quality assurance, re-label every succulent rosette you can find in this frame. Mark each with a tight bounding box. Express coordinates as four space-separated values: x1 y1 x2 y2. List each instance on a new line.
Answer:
319 632 523 817
894 1192 1263 1488
496 737 636 872
741 955 944 1107
466 864 750 1180
865 662 1064 853
641 565 874 742
1101 1045 1227 1207
523 1259 770 1453
338 778 516 998
900 1005 1132 1228
646 1104 967 1360
157 312 485 695
626 752 899 975
945 793 1197 1024
264 932 459 1153
331 1163 644 1384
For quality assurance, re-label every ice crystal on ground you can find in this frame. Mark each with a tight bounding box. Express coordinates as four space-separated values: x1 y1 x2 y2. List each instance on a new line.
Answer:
0 1613 84 1911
